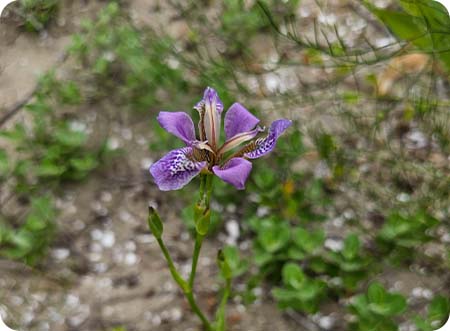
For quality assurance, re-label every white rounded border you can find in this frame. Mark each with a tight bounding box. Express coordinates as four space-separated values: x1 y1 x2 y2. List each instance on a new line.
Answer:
0 312 17 331
0 0 17 17
433 0 450 14
0 0 447 330
437 316 450 331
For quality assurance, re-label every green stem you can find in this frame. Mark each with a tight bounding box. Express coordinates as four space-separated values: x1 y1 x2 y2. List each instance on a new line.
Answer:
215 278 232 331
205 174 214 206
190 174 214 288
185 291 213 331
199 174 206 200
156 237 189 292
189 233 205 288
155 237 213 331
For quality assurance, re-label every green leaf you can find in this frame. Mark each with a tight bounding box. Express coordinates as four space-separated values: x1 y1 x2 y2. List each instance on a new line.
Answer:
282 263 305 289
0 124 27 141
222 245 248 277
349 294 370 317
272 287 299 302
253 167 277 190
59 81 82 105
54 128 87 147
29 196 56 222
428 296 450 324
258 221 290 253
370 8 432 49
36 162 66 177
342 234 360 260
25 215 48 231
70 156 98 173
369 3 450 72
339 259 366 272
367 282 386 304
252 244 273 266
400 0 450 29
195 209 210 236
367 283 406 317
296 279 324 301
0 149 9 176
386 293 407 316
292 227 325 254
287 246 306 260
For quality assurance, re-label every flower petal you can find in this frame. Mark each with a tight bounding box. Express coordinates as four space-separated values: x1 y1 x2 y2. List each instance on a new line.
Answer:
224 103 260 140
150 147 206 191
157 111 196 144
202 87 223 149
212 157 252 190
244 119 292 159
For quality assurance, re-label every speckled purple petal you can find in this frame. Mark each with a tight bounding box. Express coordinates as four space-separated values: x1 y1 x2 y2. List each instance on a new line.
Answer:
212 157 252 190
244 119 292 159
224 103 260 140
157 111 196 145
150 147 206 191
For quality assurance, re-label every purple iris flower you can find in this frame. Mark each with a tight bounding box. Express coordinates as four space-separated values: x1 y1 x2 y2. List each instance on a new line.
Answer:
150 87 292 191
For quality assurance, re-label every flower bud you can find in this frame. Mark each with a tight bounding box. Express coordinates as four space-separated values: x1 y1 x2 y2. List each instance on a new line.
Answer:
148 206 163 238
195 207 210 236
217 249 232 280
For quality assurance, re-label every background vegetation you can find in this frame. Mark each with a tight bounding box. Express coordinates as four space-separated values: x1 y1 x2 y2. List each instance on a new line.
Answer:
0 0 449 330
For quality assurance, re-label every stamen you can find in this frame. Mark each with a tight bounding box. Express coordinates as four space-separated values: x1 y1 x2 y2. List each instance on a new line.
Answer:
187 147 211 163
218 126 265 155
228 139 261 159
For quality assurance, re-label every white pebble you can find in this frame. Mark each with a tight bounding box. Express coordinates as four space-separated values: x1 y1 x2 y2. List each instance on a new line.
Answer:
170 308 183 322
100 231 115 248
52 248 70 260
225 220 240 242
124 253 138 265
141 158 154 170
256 206 270 217
319 316 335 329
325 238 344 252
152 315 161 326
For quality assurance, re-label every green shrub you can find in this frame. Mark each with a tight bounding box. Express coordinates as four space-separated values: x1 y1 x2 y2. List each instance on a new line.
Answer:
415 296 450 331
18 0 58 31
349 282 407 331
0 196 56 265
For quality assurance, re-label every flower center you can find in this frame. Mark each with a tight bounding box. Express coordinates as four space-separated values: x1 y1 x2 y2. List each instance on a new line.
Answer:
187 148 216 166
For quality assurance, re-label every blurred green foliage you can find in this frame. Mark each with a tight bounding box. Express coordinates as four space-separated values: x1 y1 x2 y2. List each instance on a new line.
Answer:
0 72 105 265
69 2 188 112
0 196 56 265
349 282 407 331
17 0 58 31
377 210 439 263
273 262 326 313
0 71 105 194
415 296 450 331
368 0 450 72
